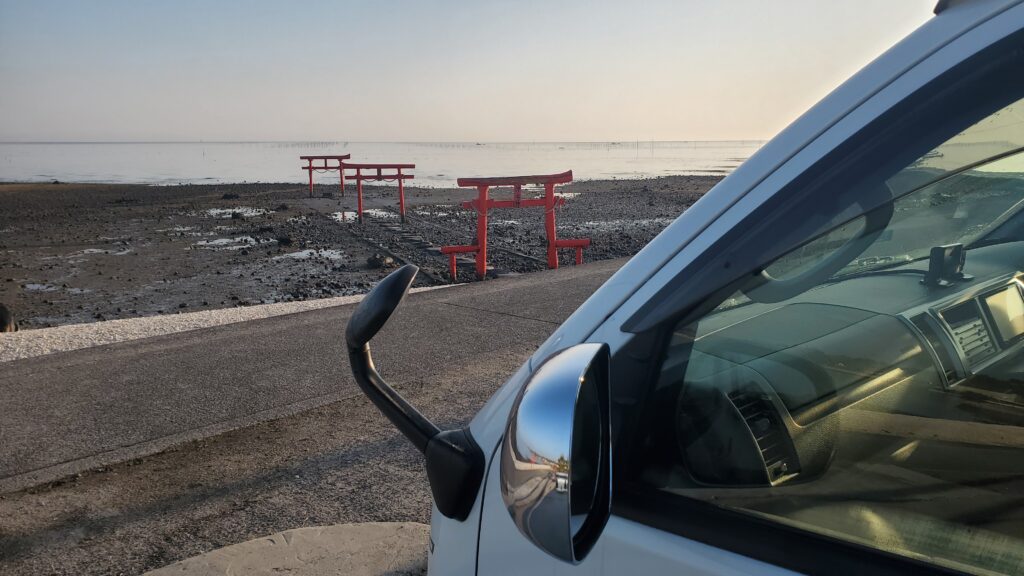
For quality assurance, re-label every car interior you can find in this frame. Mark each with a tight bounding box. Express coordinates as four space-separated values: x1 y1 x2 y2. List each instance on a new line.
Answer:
633 105 1024 573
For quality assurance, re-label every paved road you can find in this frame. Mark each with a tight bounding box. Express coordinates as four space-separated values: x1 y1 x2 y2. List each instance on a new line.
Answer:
0 258 624 493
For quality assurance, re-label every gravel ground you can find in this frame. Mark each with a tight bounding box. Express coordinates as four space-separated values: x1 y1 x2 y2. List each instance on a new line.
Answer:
0 176 718 331
360 176 712 275
0 182 412 330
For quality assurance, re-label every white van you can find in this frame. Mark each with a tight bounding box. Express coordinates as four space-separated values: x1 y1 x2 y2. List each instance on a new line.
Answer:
346 1 1024 574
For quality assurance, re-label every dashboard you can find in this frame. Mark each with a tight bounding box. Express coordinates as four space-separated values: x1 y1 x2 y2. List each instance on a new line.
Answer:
669 241 1024 488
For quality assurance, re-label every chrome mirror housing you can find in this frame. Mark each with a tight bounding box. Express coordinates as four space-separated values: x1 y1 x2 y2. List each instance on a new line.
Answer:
500 343 612 564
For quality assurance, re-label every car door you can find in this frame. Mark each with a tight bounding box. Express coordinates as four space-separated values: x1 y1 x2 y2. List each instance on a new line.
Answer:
474 3 1024 574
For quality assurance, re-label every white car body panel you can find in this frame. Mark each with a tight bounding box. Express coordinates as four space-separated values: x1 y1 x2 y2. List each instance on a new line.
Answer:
428 1 1024 574
599 516 799 576
472 442 802 576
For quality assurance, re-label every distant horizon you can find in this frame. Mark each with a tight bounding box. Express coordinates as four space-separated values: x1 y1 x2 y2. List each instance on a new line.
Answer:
0 139 761 186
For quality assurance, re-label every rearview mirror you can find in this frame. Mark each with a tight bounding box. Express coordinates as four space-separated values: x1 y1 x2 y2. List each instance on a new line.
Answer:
500 343 612 564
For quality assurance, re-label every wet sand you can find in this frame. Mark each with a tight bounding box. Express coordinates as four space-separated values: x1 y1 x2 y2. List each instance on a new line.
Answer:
0 176 719 330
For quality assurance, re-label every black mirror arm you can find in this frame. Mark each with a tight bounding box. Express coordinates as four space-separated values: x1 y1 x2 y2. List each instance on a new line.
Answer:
348 342 483 520
344 265 484 520
347 343 440 454
349 341 484 520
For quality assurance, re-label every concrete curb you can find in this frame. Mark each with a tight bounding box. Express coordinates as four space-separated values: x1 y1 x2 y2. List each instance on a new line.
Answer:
143 522 429 576
0 285 454 363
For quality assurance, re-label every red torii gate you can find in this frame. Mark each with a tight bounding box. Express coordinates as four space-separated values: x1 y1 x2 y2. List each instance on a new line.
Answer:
344 163 416 223
441 170 590 280
299 154 351 198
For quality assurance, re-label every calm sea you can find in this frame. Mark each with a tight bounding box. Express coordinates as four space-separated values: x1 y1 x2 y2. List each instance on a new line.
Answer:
0 141 761 188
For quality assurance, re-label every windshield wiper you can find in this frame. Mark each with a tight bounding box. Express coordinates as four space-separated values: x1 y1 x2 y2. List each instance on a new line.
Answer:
834 251 925 273
819 264 933 284
967 236 1023 250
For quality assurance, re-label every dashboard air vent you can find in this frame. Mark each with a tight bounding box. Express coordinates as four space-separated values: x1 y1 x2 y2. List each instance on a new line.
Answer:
951 319 996 366
728 389 800 484
910 314 958 383
941 301 997 368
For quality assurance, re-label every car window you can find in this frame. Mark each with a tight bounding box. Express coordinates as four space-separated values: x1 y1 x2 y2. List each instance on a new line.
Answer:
626 99 1024 575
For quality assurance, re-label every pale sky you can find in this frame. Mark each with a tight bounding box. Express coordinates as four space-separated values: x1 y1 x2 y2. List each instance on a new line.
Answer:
0 0 936 142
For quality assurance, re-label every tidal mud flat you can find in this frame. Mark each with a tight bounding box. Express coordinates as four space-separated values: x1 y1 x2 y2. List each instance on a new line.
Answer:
0 176 719 330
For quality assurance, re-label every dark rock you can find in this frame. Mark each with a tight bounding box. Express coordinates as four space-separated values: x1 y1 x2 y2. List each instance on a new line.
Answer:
230 212 244 220
221 193 241 200
366 253 396 269
275 204 289 211
276 235 293 246
0 303 17 333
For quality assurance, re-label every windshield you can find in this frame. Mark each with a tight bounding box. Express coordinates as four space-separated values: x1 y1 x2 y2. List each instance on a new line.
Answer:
762 98 1024 282
842 147 1024 272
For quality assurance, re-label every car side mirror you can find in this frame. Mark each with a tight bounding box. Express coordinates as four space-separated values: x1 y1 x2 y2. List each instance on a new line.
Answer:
500 343 612 564
345 264 484 521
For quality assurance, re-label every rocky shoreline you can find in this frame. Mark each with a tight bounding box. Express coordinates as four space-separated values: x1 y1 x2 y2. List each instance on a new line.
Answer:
0 176 719 330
